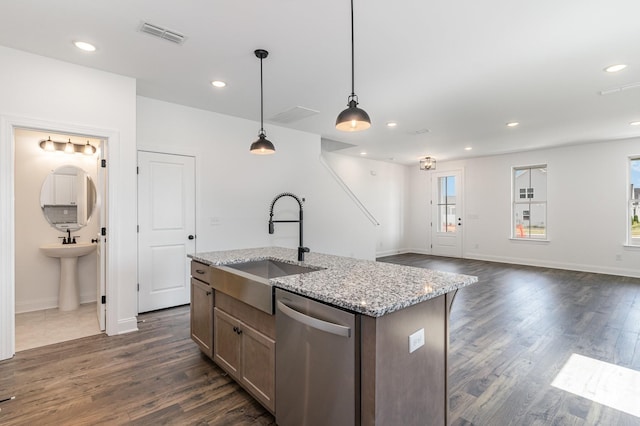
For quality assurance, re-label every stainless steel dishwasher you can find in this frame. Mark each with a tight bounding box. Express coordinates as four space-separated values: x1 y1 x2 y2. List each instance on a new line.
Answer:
275 288 359 426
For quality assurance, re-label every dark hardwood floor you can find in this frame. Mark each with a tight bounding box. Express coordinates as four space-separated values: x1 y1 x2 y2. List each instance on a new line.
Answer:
1 254 639 425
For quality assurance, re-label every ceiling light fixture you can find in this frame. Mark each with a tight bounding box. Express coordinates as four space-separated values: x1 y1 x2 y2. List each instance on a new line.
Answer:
360 151 367 156
386 122 397 128
464 147 473 151
419 157 436 171
604 64 627 73
250 49 275 155
211 80 226 88
74 41 96 52
630 121 640 126
336 0 371 132
506 121 520 127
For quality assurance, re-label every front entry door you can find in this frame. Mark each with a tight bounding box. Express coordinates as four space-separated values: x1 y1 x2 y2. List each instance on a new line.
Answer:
137 151 196 313
431 170 463 257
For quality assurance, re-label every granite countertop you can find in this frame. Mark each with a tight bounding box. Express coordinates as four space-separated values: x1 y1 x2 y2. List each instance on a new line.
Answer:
189 247 478 317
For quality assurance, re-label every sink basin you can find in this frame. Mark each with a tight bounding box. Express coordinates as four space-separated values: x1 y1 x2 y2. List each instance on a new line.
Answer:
225 259 321 279
211 259 323 314
40 243 97 311
40 243 96 258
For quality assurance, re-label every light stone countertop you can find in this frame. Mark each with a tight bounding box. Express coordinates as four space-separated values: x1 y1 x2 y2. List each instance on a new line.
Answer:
189 247 479 317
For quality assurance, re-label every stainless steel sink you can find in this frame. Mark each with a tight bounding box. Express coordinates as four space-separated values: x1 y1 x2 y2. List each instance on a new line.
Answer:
226 259 320 279
210 259 323 314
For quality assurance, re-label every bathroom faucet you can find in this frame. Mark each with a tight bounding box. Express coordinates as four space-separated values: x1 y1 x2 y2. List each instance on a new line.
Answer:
268 192 310 262
59 229 77 245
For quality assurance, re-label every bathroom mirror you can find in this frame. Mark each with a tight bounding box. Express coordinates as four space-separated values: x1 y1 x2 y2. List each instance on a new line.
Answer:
40 166 97 231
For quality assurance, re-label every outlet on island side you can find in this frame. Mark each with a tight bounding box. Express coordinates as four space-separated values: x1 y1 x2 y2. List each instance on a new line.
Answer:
409 328 425 353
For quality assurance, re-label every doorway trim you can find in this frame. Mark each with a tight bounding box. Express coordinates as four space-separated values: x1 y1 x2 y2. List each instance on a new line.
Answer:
0 115 120 360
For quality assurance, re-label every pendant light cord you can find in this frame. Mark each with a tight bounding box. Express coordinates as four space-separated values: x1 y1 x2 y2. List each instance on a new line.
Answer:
260 55 265 135
350 0 355 98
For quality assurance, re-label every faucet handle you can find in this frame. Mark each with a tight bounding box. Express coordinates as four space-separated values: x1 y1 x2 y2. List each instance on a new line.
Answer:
58 236 68 245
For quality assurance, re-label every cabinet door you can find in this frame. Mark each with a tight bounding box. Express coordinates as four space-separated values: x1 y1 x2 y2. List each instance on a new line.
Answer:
54 174 76 205
190 278 213 358
214 308 241 379
241 325 275 412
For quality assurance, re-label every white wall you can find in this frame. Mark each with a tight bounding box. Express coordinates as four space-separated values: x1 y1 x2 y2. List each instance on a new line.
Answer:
14 129 99 312
407 138 640 277
137 96 377 261
0 45 138 360
322 151 409 256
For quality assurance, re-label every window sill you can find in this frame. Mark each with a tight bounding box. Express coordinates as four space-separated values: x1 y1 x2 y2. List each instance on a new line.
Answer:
623 244 640 250
509 238 550 244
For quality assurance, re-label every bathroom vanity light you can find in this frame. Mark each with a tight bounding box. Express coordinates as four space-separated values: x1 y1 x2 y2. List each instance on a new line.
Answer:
39 137 97 155
250 49 276 155
335 0 371 132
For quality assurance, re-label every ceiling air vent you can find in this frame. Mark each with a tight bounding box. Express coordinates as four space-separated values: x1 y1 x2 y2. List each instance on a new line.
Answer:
138 22 186 45
270 106 319 124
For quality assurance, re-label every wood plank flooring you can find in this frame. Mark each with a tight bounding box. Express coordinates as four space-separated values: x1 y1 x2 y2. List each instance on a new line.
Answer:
1 254 639 425
379 254 640 426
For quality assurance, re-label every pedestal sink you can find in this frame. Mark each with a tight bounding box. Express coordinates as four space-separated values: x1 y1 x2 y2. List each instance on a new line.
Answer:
40 243 97 311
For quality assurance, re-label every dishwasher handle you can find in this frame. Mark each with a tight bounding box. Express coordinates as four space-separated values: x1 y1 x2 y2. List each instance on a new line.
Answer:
277 300 351 338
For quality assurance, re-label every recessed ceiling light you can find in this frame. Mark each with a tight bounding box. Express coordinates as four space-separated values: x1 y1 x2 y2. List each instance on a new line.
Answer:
630 121 640 126
464 147 473 151
211 80 226 88
604 64 627 73
360 151 367 156
74 41 96 52
506 121 520 127
386 121 397 128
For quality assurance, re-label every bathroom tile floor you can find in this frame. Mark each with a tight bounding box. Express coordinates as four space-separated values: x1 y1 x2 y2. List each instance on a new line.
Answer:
15 303 102 352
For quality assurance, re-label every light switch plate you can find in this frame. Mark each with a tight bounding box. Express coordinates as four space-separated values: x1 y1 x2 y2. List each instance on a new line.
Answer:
409 328 425 353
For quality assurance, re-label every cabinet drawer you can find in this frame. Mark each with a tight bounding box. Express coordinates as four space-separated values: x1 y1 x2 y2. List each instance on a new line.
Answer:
191 261 211 284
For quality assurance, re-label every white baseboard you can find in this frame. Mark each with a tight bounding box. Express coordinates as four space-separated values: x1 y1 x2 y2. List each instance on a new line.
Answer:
16 294 98 314
464 253 640 278
116 317 138 335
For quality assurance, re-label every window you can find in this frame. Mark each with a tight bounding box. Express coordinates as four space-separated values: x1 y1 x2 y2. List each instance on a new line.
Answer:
513 165 547 239
630 157 640 245
437 176 457 233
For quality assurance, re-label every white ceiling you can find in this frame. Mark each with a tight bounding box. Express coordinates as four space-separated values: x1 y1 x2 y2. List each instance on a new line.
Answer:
1 0 639 164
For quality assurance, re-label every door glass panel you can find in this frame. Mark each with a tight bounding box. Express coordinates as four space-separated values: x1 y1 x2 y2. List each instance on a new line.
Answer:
437 176 456 233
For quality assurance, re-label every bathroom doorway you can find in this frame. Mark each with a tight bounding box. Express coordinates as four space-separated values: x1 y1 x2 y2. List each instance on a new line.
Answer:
13 128 105 351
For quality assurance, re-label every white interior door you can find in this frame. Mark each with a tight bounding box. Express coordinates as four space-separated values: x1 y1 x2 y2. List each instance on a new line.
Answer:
138 151 196 313
96 141 107 331
431 170 463 257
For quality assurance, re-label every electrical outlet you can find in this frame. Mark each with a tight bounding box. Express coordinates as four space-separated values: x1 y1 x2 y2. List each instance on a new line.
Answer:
409 328 425 353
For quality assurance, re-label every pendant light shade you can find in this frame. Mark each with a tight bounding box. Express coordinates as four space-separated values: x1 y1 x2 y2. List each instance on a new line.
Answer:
250 49 275 155
336 0 371 132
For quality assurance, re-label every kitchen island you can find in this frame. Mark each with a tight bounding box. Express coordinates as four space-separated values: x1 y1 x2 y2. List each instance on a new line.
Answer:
189 247 478 426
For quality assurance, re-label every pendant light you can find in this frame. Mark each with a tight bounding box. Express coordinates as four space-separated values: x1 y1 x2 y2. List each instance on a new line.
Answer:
250 49 276 155
336 0 371 132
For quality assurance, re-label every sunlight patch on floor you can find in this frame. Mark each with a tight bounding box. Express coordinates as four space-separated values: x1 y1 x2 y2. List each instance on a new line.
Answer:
551 353 640 418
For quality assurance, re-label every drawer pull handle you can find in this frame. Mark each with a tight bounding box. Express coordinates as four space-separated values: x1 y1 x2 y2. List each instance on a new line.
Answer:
206 291 212 296
195 269 206 274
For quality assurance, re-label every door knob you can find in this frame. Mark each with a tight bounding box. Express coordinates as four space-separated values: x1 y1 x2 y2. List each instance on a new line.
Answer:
91 238 99 243
188 235 195 240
